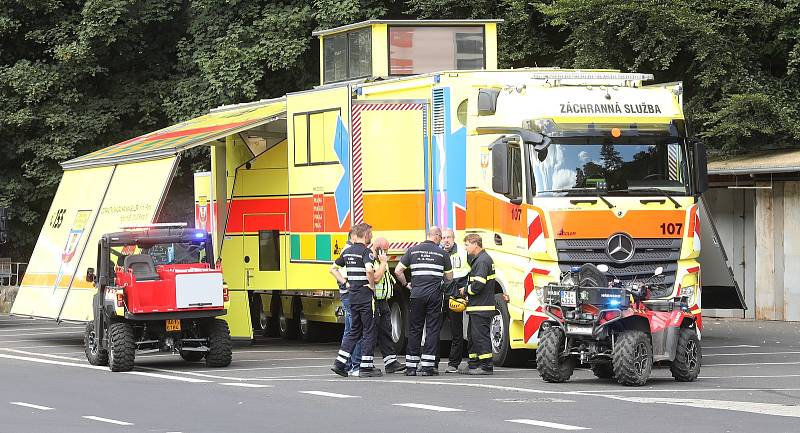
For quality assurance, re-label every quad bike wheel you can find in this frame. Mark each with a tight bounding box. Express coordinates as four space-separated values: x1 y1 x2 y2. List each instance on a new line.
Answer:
613 330 652 386
108 322 136 372
84 322 108 366
204 318 232 367
670 328 701 382
536 326 575 383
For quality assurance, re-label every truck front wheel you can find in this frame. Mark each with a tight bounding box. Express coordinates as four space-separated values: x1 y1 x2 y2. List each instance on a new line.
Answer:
204 319 232 367
108 322 135 372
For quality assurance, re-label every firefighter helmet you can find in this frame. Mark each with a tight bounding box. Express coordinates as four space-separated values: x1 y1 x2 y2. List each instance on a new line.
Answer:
448 296 467 313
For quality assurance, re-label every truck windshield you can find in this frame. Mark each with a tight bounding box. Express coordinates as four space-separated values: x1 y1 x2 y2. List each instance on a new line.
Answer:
529 138 689 197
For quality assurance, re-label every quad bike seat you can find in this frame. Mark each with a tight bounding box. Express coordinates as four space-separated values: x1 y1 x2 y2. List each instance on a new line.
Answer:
123 254 160 281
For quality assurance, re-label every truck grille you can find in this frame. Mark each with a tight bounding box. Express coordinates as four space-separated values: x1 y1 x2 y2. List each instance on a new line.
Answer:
555 238 682 287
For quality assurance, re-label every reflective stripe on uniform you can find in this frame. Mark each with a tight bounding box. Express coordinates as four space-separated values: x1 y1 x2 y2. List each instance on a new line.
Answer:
411 270 443 277
466 305 495 312
338 350 351 357
419 361 436 367
468 353 477 359
360 362 374 368
467 286 476 296
478 353 493 360
336 356 347 364
471 276 486 284
348 275 369 281
384 355 396 363
361 355 374 361
411 263 444 270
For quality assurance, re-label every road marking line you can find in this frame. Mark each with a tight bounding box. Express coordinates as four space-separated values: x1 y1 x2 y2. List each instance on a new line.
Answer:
0 353 211 383
703 345 760 349
10 402 53 411
0 326 84 333
3 349 80 361
393 403 464 412
506 419 589 430
0 330 83 338
219 383 273 388
704 351 800 357
702 374 800 379
234 357 331 362
704 361 800 367
604 396 800 418
300 391 360 398
82 416 134 426
194 364 331 373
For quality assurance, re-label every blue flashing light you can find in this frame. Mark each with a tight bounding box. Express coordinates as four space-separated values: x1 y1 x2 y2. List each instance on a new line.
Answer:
194 232 205 239
608 299 620 307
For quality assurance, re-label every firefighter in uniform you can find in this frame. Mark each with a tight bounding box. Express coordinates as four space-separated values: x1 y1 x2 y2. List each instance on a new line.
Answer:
330 223 384 378
441 228 470 373
371 237 406 373
394 226 453 376
460 233 496 375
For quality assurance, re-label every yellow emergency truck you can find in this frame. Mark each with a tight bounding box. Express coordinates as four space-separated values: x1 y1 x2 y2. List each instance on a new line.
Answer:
14 19 736 366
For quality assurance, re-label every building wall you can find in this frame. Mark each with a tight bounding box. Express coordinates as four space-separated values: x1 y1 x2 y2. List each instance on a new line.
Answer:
705 181 800 321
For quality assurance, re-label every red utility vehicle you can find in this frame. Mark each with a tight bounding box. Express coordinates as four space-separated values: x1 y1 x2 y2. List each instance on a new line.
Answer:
83 224 232 372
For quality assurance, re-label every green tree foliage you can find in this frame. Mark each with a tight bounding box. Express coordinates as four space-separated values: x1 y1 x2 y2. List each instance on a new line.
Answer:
1 0 799 260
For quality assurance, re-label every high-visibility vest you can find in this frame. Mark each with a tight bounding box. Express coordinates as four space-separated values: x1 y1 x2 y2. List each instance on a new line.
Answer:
374 260 396 300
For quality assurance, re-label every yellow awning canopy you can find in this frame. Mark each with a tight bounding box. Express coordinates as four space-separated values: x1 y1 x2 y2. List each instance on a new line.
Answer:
61 98 286 170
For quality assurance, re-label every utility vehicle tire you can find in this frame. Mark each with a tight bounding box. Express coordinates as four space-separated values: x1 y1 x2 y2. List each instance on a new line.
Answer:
204 319 232 367
108 322 135 372
536 326 574 383
493 294 529 367
84 322 108 366
298 311 323 342
590 362 615 379
613 330 652 386
670 328 701 382
179 350 205 362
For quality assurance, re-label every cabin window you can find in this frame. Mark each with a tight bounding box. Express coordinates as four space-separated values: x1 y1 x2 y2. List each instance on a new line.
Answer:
323 28 372 84
389 26 484 75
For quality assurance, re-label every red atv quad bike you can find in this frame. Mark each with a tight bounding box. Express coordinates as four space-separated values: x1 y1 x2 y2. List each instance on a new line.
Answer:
536 263 701 386
83 224 232 372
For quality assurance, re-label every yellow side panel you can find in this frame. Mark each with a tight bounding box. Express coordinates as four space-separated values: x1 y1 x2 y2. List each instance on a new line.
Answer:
220 290 254 340
60 157 178 322
300 234 316 260
293 114 308 165
371 24 389 77
12 166 114 318
484 23 498 70
360 109 425 192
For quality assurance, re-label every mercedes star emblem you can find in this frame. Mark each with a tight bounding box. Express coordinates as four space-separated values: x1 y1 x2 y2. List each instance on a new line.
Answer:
606 233 635 263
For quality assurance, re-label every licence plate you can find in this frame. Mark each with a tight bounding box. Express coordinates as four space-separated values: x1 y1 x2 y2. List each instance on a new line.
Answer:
566 324 594 335
166 319 181 332
560 290 577 307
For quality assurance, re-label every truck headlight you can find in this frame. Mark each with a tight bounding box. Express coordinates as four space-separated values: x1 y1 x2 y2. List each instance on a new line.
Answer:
680 286 695 298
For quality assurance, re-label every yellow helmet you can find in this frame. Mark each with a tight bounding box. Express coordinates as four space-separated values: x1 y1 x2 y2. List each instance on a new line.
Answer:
448 296 467 313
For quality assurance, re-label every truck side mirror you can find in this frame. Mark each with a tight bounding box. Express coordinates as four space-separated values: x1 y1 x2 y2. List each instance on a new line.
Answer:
692 139 709 195
86 267 96 283
491 139 509 195
477 88 500 116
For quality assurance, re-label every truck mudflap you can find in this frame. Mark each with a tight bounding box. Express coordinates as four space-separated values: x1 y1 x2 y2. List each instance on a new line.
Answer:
697 197 747 309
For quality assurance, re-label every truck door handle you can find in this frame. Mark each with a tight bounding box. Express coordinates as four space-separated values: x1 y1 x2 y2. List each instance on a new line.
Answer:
494 233 503 246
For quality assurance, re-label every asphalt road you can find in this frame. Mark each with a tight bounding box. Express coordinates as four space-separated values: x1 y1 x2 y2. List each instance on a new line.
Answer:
1 314 799 433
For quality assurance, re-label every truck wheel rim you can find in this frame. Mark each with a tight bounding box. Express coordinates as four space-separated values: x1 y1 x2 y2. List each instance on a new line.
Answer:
279 316 288 334
633 342 648 375
491 314 503 353
390 302 402 343
259 311 269 330
299 314 308 336
686 339 698 370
